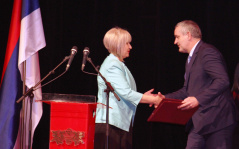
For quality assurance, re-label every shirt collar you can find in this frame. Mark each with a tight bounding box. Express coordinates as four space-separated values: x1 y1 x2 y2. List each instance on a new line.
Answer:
189 40 200 57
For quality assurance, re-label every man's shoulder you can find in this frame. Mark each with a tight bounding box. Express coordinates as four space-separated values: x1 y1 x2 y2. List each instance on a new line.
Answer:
197 41 220 55
196 41 225 64
199 41 217 49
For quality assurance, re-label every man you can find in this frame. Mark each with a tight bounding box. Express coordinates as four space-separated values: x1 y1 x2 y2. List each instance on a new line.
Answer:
160 20 237 149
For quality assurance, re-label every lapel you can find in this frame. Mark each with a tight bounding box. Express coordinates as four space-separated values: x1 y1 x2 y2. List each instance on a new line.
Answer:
185 40 203 86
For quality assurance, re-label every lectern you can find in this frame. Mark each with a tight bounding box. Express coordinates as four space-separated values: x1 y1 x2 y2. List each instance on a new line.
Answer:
42 93 97 149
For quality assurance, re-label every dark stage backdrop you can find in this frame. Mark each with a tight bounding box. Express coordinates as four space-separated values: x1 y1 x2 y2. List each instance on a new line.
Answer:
0 0 239 149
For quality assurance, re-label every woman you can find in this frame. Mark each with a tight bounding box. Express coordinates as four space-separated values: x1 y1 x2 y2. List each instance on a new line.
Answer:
94 27 161 149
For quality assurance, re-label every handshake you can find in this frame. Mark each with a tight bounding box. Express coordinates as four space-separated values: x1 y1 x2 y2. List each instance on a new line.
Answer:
141 89 165 108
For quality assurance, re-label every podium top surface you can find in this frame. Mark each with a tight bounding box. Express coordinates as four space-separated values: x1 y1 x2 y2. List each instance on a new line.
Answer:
41 93 96 103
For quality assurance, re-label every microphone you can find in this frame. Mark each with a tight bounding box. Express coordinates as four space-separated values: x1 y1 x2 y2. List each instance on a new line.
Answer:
66 46 78 71
81 47 90 71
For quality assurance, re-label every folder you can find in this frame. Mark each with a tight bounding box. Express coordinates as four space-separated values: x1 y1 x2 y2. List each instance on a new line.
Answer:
147 98 198 125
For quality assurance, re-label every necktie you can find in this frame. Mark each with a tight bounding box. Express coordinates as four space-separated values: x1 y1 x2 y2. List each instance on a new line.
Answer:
185 55 191 80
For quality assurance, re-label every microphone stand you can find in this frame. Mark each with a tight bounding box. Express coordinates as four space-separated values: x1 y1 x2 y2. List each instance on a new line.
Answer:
16 56 70 149
86 57 120 149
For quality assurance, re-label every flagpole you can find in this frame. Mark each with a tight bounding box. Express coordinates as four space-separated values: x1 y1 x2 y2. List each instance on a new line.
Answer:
21 60 34 149
20 61 26 149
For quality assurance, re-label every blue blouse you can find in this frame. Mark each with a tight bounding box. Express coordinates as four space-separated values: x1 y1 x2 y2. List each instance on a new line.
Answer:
95 54 143 132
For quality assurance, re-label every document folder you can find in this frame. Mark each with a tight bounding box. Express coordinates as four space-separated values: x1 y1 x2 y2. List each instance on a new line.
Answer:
147 98 197 125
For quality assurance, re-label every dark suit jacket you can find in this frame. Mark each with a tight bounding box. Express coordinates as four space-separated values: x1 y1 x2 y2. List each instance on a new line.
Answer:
166 40 237 135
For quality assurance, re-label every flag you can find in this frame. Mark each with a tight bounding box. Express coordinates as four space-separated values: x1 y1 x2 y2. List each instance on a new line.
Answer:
0 0 46 148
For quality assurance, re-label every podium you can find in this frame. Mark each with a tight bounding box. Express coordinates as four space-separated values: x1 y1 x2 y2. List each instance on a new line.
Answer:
41 93 97 149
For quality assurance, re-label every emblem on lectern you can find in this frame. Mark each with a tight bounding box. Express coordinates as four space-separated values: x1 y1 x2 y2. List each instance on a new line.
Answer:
50 128 85 146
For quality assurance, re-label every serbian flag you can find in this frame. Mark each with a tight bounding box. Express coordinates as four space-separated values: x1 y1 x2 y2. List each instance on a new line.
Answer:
0 0 46 148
